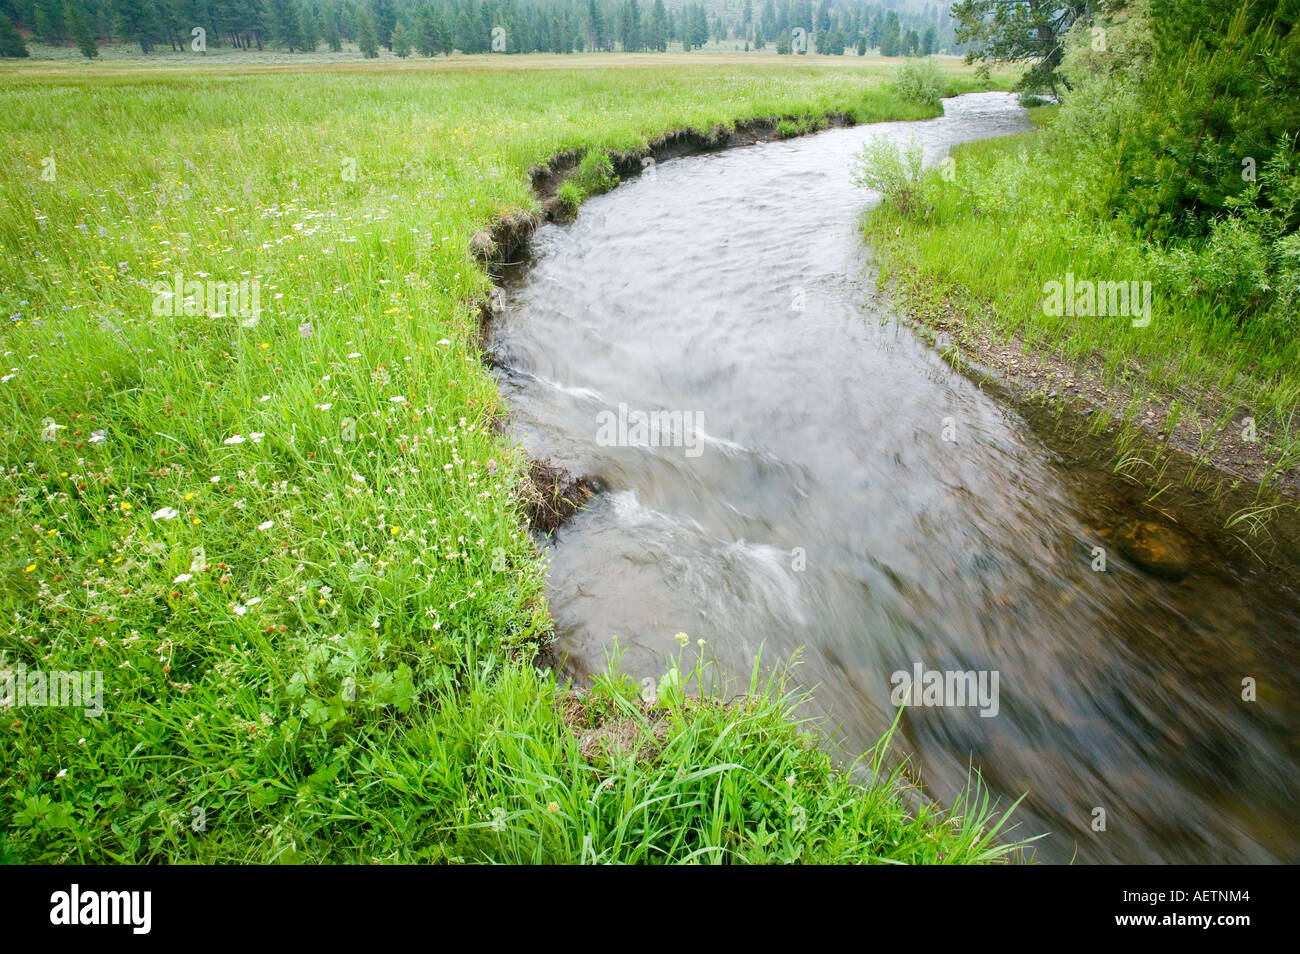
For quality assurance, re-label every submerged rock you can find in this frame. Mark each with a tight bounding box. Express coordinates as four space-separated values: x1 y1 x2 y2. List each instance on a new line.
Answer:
1114 519 1193 580
468 230 495 261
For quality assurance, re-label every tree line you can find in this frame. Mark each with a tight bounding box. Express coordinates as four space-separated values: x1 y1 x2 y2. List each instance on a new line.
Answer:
0 0 961 57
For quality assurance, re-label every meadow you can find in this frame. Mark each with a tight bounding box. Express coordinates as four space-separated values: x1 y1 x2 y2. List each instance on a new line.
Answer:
0 55 1021 863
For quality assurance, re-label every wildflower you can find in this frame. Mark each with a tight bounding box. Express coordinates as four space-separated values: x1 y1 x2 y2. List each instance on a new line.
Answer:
258 520 273 531
153 506 179 520
315 403 332 411
674 632 689 647
249 432 264 443
545 801 560 814
697 638 707 648
89 430 106 445
56 769 67 778
25 564 35 573
299 322 313 338
173 573 192 584
224 435 246 445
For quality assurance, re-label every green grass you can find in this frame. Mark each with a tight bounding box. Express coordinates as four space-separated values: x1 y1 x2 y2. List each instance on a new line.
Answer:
862 107 1300 495
0 57 1021 863
554 148 618 218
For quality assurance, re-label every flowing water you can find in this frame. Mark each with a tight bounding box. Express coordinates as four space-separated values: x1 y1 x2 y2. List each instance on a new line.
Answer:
489 92 1300 864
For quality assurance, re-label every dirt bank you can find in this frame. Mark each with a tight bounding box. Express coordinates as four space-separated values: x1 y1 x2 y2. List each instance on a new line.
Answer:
469 113 857 272
887 274 1300 499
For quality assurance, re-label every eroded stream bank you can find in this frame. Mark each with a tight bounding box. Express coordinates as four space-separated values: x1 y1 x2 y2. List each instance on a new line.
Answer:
488 92 1300 864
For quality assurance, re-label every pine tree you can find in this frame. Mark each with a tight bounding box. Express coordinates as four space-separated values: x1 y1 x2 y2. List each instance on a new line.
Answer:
618 0 639 52
454 10 475 52
300 5 320 52
879 11 900 56
34 0 67 45
324 12 341 51
391 19 410 56
115 0 163 54
356 6 378 56
587 0 604 51
269 0 303 51
416 6 435 55
65 2 97 57
0 14 28 56
649 0 666 51
951 1 1088 95
373 0 395 49
434 11 451 53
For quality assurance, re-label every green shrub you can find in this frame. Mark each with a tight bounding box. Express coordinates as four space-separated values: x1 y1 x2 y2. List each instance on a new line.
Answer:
853 138 925 215
1272 232 1300 316
1202 217 1272 312
894 58 946 110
